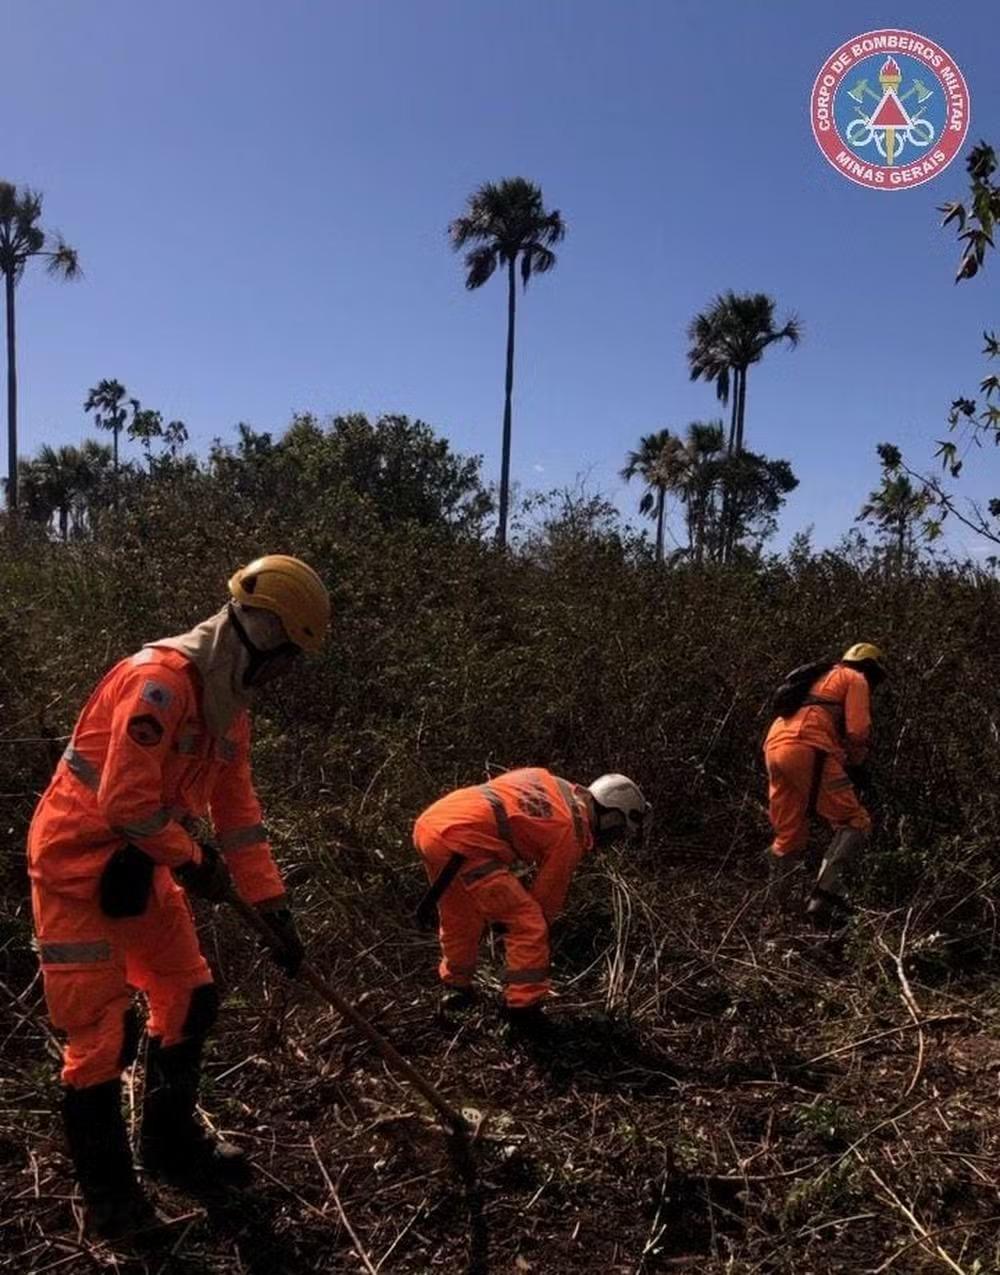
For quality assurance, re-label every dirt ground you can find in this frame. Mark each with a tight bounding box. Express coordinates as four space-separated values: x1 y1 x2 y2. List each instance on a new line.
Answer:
1 844 998 1275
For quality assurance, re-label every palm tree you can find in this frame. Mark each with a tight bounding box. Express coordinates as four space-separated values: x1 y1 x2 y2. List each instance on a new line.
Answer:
0 182 80 513
621 429 685 562
449 178 566 548
84 380 134 499
34 443 83 541
675 421 727 563
687 292 800 560
687 292 800 456
9 439 111 539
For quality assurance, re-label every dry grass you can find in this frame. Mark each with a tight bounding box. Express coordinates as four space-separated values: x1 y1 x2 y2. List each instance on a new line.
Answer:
2 837 997 1274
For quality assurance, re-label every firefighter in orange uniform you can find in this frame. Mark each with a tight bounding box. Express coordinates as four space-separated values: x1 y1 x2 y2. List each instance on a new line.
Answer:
413 769 649 1034
28 555 329 1238
764 643 887 925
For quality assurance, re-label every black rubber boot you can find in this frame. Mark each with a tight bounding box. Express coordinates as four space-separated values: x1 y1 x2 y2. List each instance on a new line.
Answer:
439 986 477 1014
806 886 853 930
141 1037 251 1191
503 1003 552 1043
62 1080 159 1241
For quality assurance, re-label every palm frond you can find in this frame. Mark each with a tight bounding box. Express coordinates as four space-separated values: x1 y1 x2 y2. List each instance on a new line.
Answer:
464 245 498 290
46 240 81 278
0 181 18 223
521 244 556 288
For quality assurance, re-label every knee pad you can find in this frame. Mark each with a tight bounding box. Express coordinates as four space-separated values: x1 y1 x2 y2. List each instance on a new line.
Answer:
116 1005 142 1070
180 983 219 1040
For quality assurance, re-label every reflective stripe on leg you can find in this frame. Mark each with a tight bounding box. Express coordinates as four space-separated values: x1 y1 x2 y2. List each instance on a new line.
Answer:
816 827 867 900
503 967 551 985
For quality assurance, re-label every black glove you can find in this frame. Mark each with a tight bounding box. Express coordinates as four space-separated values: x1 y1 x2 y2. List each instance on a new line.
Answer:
845 763 872 795
100 844 156 917
257 905 305 977
175 842 232 902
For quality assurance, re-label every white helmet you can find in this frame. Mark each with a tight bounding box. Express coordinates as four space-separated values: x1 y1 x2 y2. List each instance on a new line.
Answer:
588 773 650 842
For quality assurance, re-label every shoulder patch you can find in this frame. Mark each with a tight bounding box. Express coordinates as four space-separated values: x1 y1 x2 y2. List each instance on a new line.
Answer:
128 713 164 746
140 679 174 711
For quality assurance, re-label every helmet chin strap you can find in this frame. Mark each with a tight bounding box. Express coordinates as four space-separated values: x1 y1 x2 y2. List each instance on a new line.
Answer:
227 602 297 688
593 801 627 848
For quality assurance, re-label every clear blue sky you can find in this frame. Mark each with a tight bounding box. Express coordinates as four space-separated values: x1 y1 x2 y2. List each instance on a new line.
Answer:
5 1 998 552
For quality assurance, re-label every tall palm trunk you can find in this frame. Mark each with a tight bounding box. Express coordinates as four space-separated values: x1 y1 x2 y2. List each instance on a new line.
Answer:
735 363 748 454
655 487 665 563
111 424 120 510
720 375 740 563
723 366 749 562
497 257 517 549
726 387 738 454
5 271 16 514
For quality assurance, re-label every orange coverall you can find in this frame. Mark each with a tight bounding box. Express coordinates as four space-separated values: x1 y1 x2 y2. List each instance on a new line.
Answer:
413 768 593 1008
28 647 284 1088
764 664 872 856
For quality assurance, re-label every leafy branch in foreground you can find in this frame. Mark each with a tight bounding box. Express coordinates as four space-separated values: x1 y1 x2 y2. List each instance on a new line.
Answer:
877 143 1000 556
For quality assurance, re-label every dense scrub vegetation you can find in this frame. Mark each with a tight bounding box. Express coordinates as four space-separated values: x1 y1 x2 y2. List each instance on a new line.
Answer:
1 415 997 1273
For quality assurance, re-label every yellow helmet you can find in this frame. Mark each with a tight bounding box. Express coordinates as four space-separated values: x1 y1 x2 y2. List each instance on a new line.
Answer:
228 555 330 653
842 642 886 671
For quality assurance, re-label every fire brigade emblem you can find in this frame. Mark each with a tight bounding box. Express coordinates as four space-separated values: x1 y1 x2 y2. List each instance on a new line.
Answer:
810 30 970 190
140 680 174 710
127 714 164 746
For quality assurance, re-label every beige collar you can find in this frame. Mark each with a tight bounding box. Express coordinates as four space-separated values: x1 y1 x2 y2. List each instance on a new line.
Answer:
148 604 283 737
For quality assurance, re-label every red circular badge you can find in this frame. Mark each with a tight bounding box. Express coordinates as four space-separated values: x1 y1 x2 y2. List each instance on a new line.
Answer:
810 29 970 190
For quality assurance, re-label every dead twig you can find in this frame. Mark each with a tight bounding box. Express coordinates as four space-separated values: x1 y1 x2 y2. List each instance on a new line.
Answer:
863 1154 971 1275
800 1014 966 1067
877 909 926 1098
310 1137 377 1275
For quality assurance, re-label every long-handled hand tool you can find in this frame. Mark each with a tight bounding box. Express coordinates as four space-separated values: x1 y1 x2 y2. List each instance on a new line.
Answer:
224 887 470 1140
225 887 489 1272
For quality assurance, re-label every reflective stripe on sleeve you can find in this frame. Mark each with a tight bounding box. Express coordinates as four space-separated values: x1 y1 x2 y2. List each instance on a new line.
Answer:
39 940 112 965
554 776 586 848
461 858 509 886
503 967 550 985
219 823 267 851
477 784 517 852
113 807 171 838
62 746 100 791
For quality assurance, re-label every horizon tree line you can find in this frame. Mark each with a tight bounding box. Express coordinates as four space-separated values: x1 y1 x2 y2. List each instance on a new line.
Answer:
9 164 967 564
